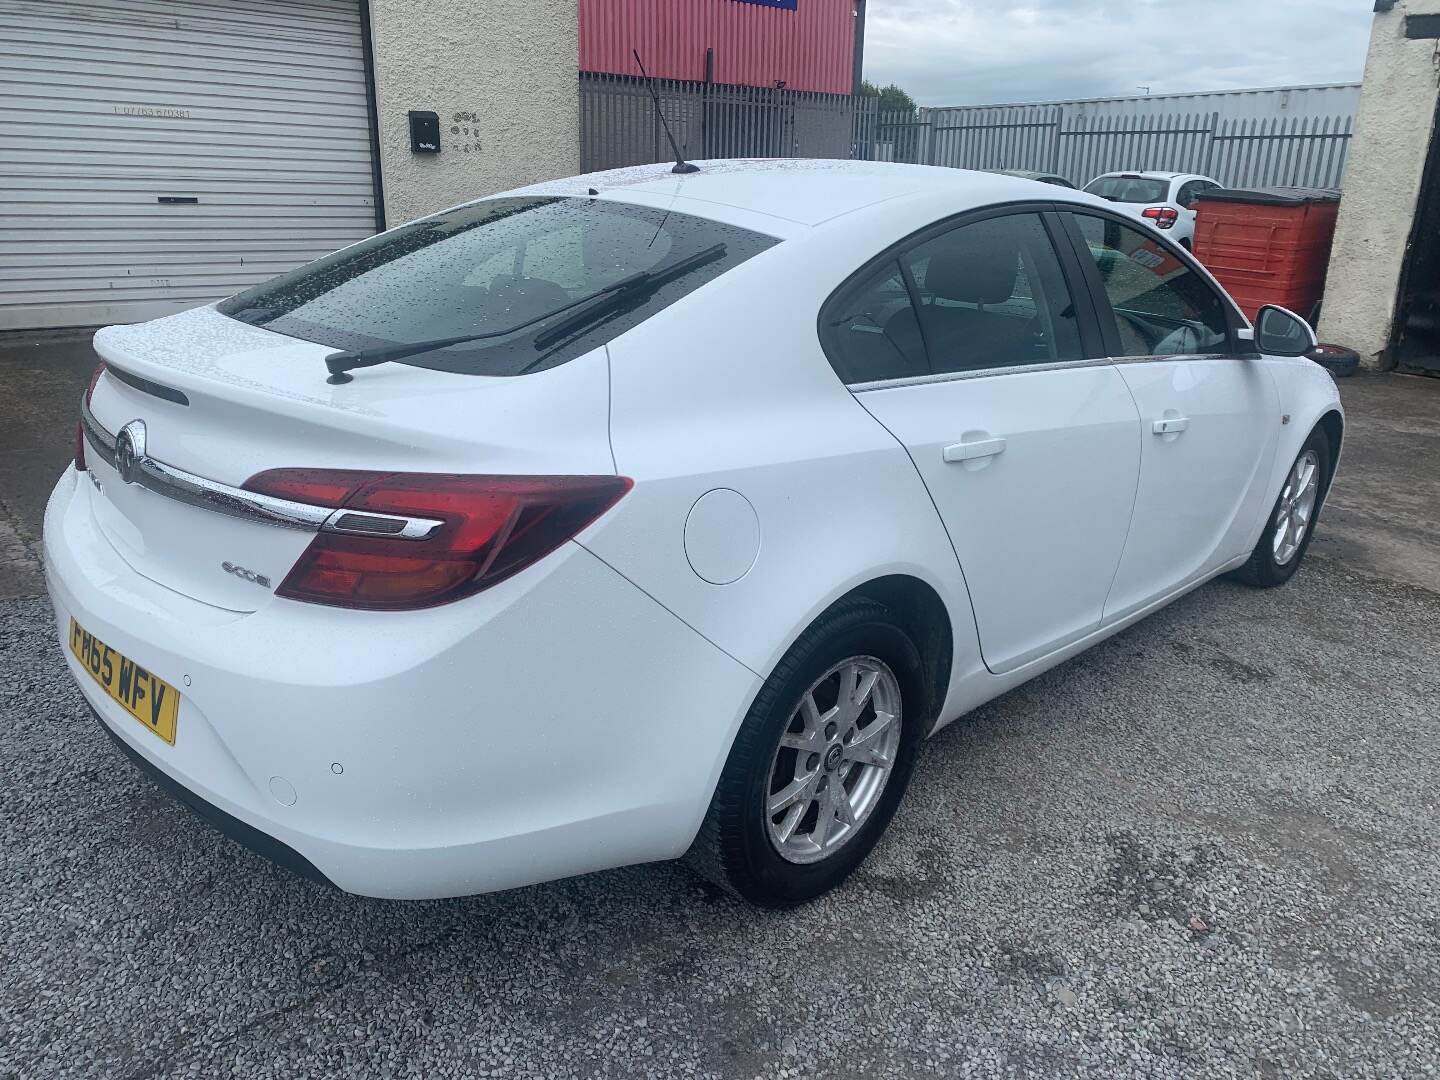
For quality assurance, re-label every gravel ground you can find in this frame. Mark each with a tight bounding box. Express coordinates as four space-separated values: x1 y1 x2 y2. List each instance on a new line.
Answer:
2 559 1438 1079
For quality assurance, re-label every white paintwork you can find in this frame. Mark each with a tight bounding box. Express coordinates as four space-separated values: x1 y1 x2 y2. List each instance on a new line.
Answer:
684 489 761 586
0 0 378 331
45 159 1344 899
858 368 1140 675
1102 358 1280 623
1083 171 1220 247
47 479 758 899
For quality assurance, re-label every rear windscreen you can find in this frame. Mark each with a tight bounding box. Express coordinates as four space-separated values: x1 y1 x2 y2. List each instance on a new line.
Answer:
1083 177 1170 205
217 197 779 376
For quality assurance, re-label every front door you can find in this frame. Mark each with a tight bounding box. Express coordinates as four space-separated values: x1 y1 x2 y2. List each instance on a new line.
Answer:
836 211 1142 674
1063 212 1280 622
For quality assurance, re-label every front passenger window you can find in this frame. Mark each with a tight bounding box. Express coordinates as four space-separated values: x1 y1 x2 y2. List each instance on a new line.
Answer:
1072 214 1232 358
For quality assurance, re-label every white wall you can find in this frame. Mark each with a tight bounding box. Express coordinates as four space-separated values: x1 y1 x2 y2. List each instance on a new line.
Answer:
1318 0 1440 365
368 0 580 227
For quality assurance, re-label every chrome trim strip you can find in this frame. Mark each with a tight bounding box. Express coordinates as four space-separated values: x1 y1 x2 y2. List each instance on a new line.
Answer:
132 455 332 532
322 508 440 541
1109 351 1239 367
848 351 1244 393
849 356 1113 393
79 400 117 465
80 397 443 540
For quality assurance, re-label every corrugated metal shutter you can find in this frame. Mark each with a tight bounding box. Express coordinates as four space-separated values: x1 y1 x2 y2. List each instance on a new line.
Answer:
0 0 378 331
578 0 856 96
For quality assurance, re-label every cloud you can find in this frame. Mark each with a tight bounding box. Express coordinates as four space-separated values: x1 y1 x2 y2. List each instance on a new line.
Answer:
863 0 1375 106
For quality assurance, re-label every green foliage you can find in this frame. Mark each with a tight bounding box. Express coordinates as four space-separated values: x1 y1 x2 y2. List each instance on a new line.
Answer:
861 80 918 117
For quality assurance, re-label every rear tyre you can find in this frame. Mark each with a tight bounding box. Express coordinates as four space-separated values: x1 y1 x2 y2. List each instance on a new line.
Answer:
686 598 926 908
1231 427 1331 588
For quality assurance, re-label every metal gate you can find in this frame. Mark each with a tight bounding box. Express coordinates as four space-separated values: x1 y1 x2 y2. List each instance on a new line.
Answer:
0 0 379 331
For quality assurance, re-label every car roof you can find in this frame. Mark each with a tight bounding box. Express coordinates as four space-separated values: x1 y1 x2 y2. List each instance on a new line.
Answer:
500 158 1080 228
1091 171 1188 181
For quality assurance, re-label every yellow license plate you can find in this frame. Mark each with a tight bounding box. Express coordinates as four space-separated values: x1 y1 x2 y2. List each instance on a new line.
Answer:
68 617 181 745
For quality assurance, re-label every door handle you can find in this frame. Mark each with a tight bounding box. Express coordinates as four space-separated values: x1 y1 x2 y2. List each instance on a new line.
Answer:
943 437 1007 463
1152 417 1190 436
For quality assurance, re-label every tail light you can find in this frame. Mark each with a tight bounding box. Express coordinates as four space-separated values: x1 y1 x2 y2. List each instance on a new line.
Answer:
1142 207 1180 229
75 361 107 471
243 469 632 611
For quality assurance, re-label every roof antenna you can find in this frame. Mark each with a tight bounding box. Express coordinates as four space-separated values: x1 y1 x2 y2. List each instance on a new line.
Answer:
633 49 700 174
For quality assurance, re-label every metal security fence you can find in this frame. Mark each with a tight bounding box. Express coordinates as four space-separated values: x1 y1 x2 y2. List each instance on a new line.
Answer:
1208 114 1354 190
580 73 861 172
855 105 1356 190
577 77 1355 190
1058 113 1218 186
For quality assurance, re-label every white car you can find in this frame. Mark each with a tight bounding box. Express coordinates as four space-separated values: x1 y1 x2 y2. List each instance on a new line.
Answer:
1083 171 1223 249
46 161 1342 908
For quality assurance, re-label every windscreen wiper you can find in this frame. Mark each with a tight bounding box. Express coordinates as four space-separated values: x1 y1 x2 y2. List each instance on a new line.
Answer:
322 243 726 384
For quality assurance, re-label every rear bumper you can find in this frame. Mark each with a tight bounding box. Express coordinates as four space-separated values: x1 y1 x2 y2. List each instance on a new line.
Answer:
45 468 759 898
87 700 335 888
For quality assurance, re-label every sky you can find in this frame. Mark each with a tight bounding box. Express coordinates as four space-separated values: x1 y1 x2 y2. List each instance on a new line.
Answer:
863 0 1377 107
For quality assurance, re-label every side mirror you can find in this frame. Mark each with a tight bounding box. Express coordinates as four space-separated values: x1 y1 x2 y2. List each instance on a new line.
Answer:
1254 305 1318 358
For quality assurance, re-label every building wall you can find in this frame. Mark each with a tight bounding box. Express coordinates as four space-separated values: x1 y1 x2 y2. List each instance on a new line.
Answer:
578 0 857 95
368 0 580 227
1318 0 1440 365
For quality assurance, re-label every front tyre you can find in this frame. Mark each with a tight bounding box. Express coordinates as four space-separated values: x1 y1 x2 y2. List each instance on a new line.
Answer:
686 598 926 907
1232 427 1332 588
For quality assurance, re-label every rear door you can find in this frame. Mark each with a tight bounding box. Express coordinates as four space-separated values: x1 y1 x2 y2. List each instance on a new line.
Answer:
828 208 1143 675
1061 211 1280 623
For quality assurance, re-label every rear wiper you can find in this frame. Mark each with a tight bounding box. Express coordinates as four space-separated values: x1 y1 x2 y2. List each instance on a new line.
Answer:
322 243 727 384
326 330 519 383
530 244 727 350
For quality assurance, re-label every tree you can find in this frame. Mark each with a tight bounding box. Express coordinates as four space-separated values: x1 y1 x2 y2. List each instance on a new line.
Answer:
861 80 918 118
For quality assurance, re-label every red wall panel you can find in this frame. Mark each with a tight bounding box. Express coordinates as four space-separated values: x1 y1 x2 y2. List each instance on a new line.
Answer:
579 0 857 96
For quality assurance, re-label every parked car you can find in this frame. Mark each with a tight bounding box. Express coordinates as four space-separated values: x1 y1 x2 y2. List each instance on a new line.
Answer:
988 169 1077 189
49 160 1342 908
1083 171 1222 248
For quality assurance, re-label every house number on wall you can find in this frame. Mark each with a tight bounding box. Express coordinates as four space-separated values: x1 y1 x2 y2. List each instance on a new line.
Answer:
450 110 482 153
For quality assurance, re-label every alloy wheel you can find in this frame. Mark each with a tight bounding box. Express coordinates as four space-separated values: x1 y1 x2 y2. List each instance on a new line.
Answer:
1272 449 1321 566
764 657 903 865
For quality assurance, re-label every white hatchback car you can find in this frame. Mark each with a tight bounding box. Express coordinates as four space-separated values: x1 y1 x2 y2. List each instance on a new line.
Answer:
47 161 1342 908
1083 171 1223 249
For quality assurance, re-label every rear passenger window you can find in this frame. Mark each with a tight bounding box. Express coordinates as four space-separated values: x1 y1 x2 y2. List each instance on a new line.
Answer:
900 213 1085 375
822 263 928 384
1072 214 1233 358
